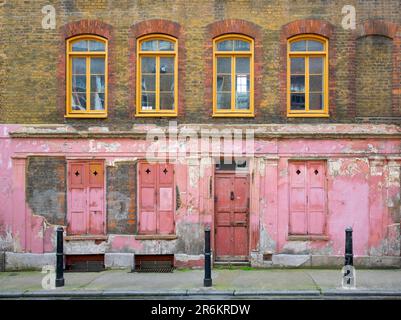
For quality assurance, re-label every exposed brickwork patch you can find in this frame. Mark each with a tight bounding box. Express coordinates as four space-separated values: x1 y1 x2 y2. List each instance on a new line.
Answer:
26 157 66 225
106 162 137 234
129 19 186 118
280 19 336 119
204 19 263 118
57 20 116 120
356 19 401 117
356 36 393 117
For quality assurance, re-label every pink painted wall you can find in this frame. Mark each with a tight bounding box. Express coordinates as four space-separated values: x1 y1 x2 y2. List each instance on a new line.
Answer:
0 124 400 260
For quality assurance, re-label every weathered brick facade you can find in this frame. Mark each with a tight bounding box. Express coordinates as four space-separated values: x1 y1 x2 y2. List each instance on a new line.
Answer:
1 1 401 270
1 0 400 125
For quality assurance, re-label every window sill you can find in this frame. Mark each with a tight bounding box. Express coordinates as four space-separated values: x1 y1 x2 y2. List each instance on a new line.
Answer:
65 114 108 119
287 235 329 241
135 113 177 118
65 235 108 241
287 113 329 118
212 113 255 118
135 234 177 240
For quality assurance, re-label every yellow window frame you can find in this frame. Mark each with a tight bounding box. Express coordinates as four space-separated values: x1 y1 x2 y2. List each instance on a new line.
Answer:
287 34 329 117
65 35 108 118
213 34 254 117
136 34 178 117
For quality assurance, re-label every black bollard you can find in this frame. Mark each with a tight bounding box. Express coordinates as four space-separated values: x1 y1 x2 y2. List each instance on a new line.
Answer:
344 227 353 266
55 226 65 287
204 225 212 287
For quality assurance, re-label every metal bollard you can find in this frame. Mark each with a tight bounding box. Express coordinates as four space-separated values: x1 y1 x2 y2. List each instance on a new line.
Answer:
55 226 65 287
344 227 353 266
203 225 212 287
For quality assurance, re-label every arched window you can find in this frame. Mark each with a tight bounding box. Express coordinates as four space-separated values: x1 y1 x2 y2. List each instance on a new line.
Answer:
66 35 108 117
213 35 254 117
136 35 178 116
287 35 329 117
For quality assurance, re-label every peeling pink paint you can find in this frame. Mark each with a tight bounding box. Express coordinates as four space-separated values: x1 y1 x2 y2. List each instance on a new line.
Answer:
0 124 400 266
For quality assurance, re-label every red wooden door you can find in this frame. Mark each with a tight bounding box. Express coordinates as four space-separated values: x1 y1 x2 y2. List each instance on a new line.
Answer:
68 161 105 235
289 161 326 235
138 162 175 234
215 173 249 261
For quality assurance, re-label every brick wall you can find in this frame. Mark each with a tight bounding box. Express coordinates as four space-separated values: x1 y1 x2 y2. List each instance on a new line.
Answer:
26 157 66 225
106 162 137 234
356 35 393 117
0 0 400 125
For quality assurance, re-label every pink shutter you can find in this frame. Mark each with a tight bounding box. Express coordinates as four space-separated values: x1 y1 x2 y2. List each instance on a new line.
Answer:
88 162 105 235
139 163 157 234
68 163 87 235
289 162 307 235
158 163 175 234
307 161 326 235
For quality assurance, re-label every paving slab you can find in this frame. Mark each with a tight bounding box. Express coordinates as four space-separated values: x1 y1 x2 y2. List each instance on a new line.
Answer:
0 268 401 298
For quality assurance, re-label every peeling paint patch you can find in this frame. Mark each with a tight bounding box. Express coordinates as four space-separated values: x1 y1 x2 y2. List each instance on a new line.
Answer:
328 158 368 177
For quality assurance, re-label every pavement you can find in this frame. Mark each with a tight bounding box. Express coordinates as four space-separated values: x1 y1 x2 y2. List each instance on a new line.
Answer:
1 268 401 299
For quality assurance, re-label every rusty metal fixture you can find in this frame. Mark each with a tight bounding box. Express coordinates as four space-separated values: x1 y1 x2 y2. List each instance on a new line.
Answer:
134 255 174 273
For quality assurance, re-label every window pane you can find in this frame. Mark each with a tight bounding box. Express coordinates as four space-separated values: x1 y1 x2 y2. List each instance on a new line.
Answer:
160 57 174 74
71 93 86 111
72 40 88 52
90 93 105 110
236 74 249 93
217 40 233 51
90 75 105 92
290 93 305 110
88 40 105 51
160 92 174 110
72 58 86 74
217 75 231 92
234 40 250 51
141 57 156 73
307 40 324 51
290 75 305 92
159 40 174 51
236 92 250 110
141 74 156 91
290 40 306 51
141 40 158 51
160 74 174 92
236 57 250 74
309 93 323 110
310 75 323 92
72 75 86 92
90 58 105 74
141 93 156 110
290 57 305 74
309 57 323 74
217 92 231 109
217 57 231 74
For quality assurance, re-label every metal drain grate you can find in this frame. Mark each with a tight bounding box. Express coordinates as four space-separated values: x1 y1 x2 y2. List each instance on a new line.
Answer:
0 252 5 272
69 261 105 272
66 254 105 272
134 255 174 273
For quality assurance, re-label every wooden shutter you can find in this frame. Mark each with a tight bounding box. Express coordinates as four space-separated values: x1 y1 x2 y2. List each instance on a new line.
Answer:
307 161 326 235
289 161 326 235
138 163 157 234
158 163 175 234
289 162 307 234
68 162 87 235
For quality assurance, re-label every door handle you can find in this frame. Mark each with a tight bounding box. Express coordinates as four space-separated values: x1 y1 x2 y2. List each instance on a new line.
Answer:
230 191 235 201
